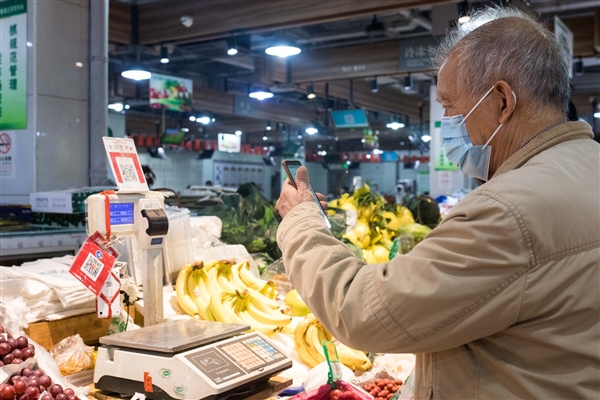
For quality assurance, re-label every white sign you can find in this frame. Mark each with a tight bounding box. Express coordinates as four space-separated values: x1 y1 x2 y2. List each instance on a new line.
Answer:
218 133 241 153
554 16 574 79
0 130 15 178
103 137 149 193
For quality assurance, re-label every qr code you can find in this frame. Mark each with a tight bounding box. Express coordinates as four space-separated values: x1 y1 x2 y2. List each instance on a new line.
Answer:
120 164 137 182
82 253 103 282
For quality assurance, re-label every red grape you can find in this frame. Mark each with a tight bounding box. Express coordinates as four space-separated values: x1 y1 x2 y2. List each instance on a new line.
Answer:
0 326 4 333
32 371 44 379
17 394 28 400
11 359 23 365
26 379 38 389
0 336 6 344
39 395 52 400
24 388 38 399
48 385 63 398
12 349 23 359
67 397 77 400
55 394 67 400
6 339 17 351
27 345 34 352
0 343 10 356
15 337 28 350
21 349 33 361
37 387 45 394
37 376 51 389
21 369 33 378
2 385 16 399
61 390 73 398
14 380 27 395
3 354 14 364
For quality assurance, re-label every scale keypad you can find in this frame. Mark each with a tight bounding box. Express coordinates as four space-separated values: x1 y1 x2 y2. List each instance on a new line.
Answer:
218 335 284 372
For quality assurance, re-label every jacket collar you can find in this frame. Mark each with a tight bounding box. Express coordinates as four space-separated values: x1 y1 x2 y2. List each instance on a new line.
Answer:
493 121 594 178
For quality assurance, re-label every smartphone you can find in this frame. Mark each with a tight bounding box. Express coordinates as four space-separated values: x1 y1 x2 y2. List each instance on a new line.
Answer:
282 160 331 228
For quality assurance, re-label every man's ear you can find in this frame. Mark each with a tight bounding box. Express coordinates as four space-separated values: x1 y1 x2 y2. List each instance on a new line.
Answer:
495 80 517 125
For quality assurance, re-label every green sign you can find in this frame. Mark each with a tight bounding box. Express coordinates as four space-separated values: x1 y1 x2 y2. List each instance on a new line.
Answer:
433 121 458 171
0 0 27 130
150 73 193 112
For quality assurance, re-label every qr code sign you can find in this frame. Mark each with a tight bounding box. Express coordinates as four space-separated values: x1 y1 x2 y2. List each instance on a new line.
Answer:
120 163 138 183
82 252 104 282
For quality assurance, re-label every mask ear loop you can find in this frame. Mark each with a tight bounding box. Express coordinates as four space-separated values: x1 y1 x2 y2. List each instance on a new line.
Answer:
482 91 517 150
460 85 495 125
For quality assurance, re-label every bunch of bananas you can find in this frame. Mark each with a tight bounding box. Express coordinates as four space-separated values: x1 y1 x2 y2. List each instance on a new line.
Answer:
176 259 291 334
294 314 372 372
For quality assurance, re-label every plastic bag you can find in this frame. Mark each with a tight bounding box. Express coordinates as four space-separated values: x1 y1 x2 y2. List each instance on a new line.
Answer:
397 370 414 400
49 334 94 375
0 300 89 396
292 381 371 400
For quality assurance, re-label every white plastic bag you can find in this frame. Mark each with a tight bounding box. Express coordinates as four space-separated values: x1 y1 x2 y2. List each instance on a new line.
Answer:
49 334 94 376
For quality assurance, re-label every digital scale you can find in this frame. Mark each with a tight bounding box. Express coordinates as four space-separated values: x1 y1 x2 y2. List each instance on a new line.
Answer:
94 319 293 400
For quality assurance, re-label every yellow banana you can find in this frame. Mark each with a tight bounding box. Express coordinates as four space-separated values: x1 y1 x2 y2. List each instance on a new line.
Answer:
195 268 212 304
246 287 279 310
294 316 321 368
306 324 326 363
316 324 330 355
210 290 246 324
239 263 268 290
187 269 208 319
335 342 372 371
176 265 199 316
230 262 250 292
246 297 292 327
258 280 278 300
238 310 279 335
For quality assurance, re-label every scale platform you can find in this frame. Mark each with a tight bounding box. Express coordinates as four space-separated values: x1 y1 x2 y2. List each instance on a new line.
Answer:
94 320 293 400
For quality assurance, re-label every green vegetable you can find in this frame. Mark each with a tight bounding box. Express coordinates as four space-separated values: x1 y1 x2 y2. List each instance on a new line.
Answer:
407 195 441 228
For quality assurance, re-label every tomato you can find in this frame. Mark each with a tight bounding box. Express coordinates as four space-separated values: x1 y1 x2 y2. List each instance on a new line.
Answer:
329 389 343 400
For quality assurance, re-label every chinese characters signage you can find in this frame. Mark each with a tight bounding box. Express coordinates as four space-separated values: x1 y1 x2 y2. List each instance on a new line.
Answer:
149 73 193 112
432 121 458 171
0 0 27 130
0 130 15 178
399 36 440 72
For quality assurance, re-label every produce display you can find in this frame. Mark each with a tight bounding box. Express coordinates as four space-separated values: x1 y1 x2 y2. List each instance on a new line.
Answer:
284 289 311 317
406 195 441 229
176 260 291 334
294 314 371 372
330 184 434 264
0 370 76 400
361 378 403 400
0 327 35 367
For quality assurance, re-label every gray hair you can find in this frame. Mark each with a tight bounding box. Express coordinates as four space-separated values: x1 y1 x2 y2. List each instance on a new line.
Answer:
432 7 570 114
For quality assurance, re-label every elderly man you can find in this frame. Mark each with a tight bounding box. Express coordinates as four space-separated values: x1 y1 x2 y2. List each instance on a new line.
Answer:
276 7 599 399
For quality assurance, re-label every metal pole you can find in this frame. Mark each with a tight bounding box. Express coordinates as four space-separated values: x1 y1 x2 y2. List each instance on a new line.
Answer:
89 0 109 185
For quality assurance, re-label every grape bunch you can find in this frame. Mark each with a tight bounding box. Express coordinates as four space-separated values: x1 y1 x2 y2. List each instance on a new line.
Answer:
0 368 80 400
362 378 403 400
0 326 35 366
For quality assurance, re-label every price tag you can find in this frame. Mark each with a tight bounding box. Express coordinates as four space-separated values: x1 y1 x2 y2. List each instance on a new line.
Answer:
96 270 121 319
69 232 119 296
103 137 149 193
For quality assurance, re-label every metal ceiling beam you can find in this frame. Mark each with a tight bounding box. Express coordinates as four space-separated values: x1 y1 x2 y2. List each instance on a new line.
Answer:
136 0 451 45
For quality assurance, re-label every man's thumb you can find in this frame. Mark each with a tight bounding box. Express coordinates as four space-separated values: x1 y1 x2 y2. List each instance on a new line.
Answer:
295 166 310 190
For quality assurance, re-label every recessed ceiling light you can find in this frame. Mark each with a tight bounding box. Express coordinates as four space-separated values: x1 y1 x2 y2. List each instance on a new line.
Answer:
121 64 151 80
421 134 431 142
305 127 318 135
386 122 405 130
249 88 274 100
235 130 242 136
265 43 301 58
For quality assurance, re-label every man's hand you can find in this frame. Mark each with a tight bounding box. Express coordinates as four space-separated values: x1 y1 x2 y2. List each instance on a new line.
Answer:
276 166 328 219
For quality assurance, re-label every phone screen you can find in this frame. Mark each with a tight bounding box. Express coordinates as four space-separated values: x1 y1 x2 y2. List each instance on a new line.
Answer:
283 160 331 228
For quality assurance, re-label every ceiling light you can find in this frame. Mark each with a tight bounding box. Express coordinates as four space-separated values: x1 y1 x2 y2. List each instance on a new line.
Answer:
263 146 268 151
265 41 301 58
421 134 431 142
121 63 151 80
26 41 32 47
386 122 405 130
263 135 268 141
124 104 130 110
458 15 471 24
594 112 600 119
361 138 366 143
457 0 471 25
307 84 316 99
373 149 382 155
75 62 83 68
408 134 415 141
160 46 170 64
189 116 196 122
366 154 372 159
227 36 238 56
400 141 405 145
181 127 189 132
266 122 272 131
317 144 322 149
249 88 274 100
297 134 303 139
371 78 378 93
197 116 211 125
404 73 413 90
235 130 242 136
305 127 318 135
108 103 124 112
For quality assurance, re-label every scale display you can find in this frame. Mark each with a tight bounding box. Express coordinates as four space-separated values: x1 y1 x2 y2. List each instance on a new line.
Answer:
109 203 134 225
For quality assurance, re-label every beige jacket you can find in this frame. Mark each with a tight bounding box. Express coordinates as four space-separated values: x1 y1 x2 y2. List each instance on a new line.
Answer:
277 122 600 399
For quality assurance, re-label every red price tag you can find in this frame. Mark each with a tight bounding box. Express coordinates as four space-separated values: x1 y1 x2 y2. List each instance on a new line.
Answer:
70 232 119 296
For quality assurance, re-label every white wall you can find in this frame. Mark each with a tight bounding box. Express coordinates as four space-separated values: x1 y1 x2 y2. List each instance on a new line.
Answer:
360 163 397 195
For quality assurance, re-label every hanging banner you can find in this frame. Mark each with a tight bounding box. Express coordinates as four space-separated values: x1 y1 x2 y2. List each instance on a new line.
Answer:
432 121 458 171
0 0 27 130
554 16 574 79
399 36 440 72
149 73 193 112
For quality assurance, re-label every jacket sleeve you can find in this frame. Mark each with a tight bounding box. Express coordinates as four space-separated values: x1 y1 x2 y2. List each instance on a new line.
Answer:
276 192 532 354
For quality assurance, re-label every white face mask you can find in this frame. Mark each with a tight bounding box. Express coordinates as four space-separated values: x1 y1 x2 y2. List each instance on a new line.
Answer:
440 86 517 181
